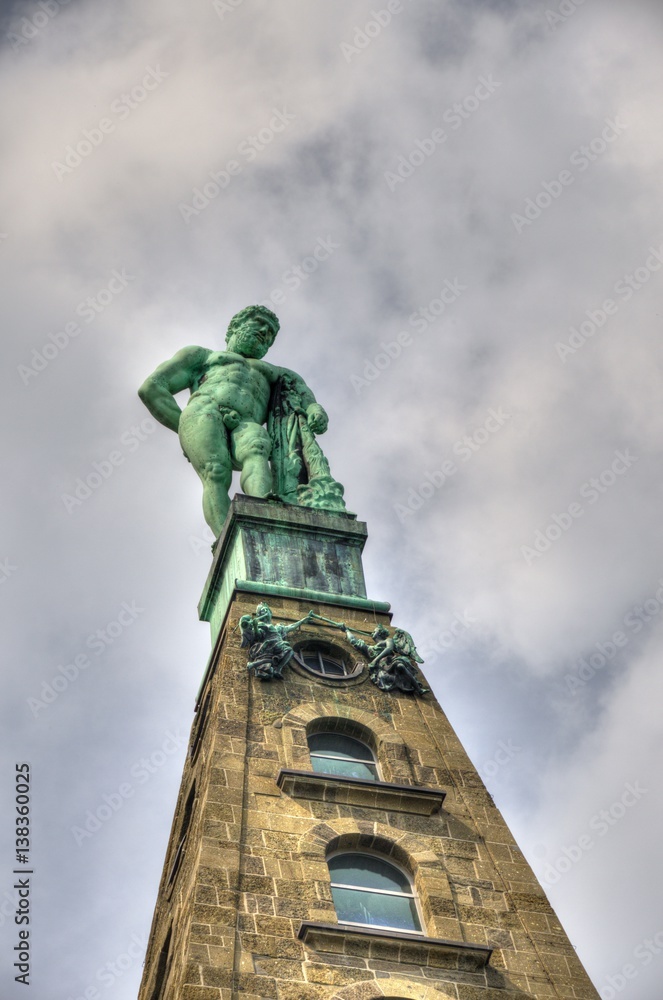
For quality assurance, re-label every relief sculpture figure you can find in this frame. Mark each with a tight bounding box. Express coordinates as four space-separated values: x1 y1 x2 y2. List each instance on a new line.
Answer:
344 624 429 696
239 603 313 680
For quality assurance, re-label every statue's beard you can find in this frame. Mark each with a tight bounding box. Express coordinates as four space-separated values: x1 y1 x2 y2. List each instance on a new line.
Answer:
231 328 269 357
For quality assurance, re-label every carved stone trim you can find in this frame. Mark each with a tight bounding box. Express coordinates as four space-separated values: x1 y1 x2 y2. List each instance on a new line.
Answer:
276 768 446 815
298 922 492 969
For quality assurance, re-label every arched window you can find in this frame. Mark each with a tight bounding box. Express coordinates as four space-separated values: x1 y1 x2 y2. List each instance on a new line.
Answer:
190 691 211 761
167 783 195 886
328 853 422 934
308 732 379 781
148 926 172 1000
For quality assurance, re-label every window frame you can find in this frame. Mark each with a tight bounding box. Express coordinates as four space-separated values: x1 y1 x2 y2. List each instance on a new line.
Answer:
147 926 172 1000
327 850 424 937
190 690 211 761
308 731 380 781
294 642 363 680
167 783 196 888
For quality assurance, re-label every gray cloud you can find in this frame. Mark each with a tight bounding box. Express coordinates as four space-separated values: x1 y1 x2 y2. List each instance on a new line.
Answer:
2 0 662 996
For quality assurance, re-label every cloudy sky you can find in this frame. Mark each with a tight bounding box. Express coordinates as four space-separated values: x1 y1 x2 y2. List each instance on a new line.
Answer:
1 0 662 997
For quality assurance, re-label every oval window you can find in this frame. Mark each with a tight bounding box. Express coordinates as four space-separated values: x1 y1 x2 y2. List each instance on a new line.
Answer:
295 644 360 679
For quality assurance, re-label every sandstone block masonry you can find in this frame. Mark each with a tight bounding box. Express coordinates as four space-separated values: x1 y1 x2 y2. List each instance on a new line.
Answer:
138 591 599 1000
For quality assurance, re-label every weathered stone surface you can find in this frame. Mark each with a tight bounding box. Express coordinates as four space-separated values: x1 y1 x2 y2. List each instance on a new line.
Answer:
198 498 381 642
137 508 599 1000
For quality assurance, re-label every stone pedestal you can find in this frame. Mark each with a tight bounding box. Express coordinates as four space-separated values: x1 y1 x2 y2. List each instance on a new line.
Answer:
198 495 389 644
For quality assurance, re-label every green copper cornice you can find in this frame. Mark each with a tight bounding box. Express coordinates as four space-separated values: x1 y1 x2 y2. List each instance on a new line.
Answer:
235 580 390 614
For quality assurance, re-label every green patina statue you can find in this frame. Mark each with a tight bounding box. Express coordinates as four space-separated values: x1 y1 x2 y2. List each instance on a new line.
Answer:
343 624 429 696
236 605 428 697
138 305 346 536
239 603 314 680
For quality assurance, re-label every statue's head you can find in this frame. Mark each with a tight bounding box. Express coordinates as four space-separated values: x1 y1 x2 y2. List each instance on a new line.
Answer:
226 305 280 359
255 602 273 622
372 625 390 640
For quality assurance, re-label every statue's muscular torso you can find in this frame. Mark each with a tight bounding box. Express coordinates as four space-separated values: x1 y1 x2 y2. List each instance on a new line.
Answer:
137 328 331 536
187 350 278 426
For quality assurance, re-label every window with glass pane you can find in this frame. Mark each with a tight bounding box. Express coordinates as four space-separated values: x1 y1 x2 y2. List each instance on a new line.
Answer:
328 854 422 934
296 646 353 677
308 733 379 781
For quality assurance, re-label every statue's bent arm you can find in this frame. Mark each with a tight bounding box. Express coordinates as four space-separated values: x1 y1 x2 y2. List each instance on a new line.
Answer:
281 610 315 633
345 630 371 658
138 345 209 433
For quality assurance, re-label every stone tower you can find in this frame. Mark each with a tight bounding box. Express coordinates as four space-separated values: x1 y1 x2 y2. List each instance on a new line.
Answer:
137 496 600 1000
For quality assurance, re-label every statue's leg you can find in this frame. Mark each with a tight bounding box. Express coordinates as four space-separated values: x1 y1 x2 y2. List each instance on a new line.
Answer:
231 421 272 498
178 400 232 536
